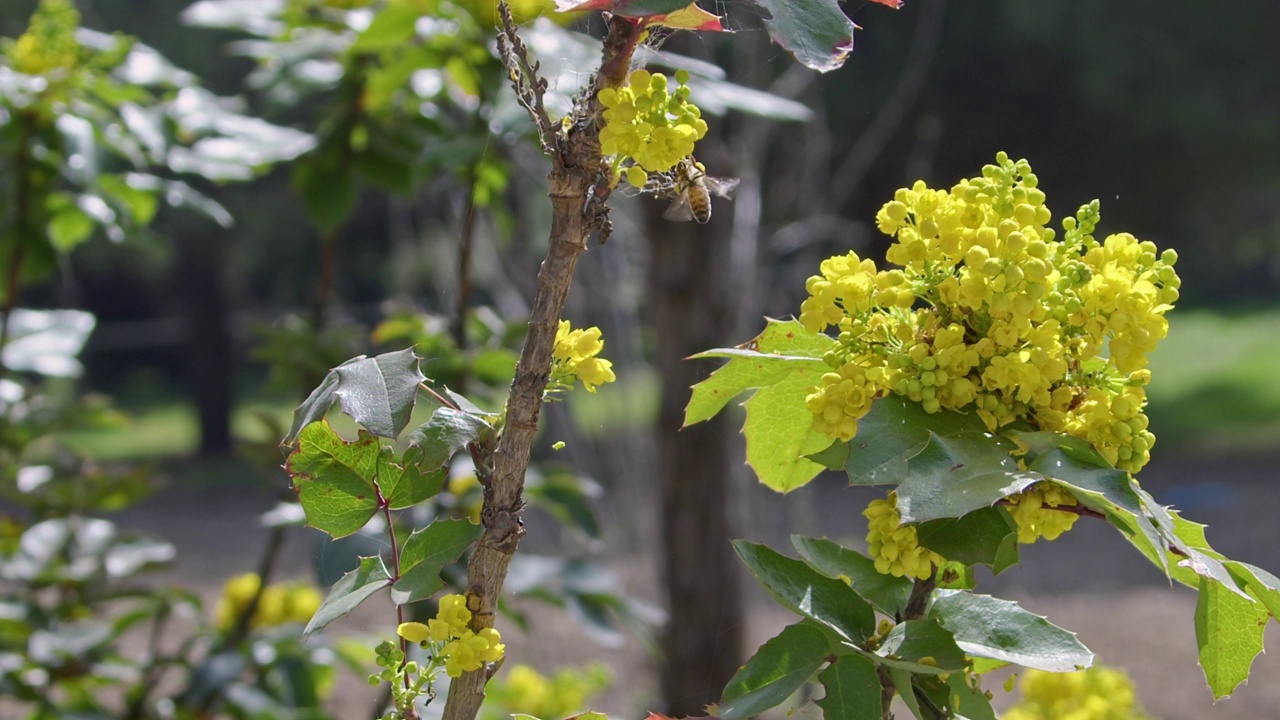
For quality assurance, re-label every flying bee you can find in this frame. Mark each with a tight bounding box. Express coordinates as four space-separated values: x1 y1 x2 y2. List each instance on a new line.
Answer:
662 157 739 224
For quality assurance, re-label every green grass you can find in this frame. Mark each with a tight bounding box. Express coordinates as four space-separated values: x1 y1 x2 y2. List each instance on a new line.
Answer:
1145 307 1280 454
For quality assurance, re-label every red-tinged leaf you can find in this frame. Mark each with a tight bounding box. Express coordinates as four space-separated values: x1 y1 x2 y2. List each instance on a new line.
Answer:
869 0 904 7
555 0 697 17
749 0 855 72
650 3 725 31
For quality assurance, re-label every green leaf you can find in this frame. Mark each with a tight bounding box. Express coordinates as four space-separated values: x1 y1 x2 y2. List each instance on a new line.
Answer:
874 618 968 674
390 519 484 605
1196 576 1269 700
791 536 912 616
733 540 876 643
743 368 833 492
294 158 355 233
685 318 834 426
1011 430 1144 517
100 174 159 225
334 348 425 439
843 396 987 486
889 667 925 720
747 0 855 72
915 506 1017 567
719 621 833 720
684 321 833 491
285 350 427 445
946 672 997 720
47 204 96 251
378 449 447 510
287 371 341 445
1226 561 1280 624
351 1 425 52
815 655 881 720
809 440 849 471
407 406 493 471
304 556 391 638
285 422 381 538
929 590 1093 672
896 432 1037 523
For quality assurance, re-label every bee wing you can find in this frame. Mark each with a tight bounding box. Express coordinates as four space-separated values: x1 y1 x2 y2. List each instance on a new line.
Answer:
663 194 696 222
704 176 741 200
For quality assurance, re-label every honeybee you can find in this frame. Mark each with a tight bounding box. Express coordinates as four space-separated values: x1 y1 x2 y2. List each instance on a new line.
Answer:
663 157 739 224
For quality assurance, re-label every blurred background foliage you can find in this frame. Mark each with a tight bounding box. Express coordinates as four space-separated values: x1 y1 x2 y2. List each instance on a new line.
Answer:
1 0 1278 716
0 0 1273 457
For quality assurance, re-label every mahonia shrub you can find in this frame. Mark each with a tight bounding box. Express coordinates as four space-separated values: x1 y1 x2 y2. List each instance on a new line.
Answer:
396 593 506 678
796 153 1180 573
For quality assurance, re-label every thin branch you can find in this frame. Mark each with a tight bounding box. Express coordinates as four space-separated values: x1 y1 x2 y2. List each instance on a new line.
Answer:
440 4 632 720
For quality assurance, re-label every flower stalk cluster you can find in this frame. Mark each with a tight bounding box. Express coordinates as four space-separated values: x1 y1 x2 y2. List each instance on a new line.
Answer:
548 320 616 394
598 69 708 188
805 153 1181 573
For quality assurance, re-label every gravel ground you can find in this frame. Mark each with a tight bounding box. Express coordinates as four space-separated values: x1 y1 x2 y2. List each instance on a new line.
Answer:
99 448 1280 719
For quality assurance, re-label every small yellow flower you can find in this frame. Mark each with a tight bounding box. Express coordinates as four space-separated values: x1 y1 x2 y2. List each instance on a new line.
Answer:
398 621 432 644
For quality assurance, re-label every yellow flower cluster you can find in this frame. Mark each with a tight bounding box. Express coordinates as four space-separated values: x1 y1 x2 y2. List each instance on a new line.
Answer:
483 663 612 720
397 594 504 678
864 493 945 580
598 69 708 184
214 573 323 630
1005 666 1149 720
6 0 81 76
800 153 1179 474
1006 483 1079 544
551 320 617 393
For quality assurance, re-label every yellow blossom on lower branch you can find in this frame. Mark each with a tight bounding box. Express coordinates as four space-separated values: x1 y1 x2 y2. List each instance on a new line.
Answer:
550 320 617 393
864 493 944 579
395 593 505 679
1004 666 1149 720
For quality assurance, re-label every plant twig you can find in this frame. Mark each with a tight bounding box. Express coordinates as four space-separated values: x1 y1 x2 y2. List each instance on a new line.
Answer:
440 5 630 720
0 110 38 378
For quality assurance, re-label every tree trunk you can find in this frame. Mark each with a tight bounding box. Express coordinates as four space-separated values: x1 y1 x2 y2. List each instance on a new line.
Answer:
173 231 233 457
648 206 744 716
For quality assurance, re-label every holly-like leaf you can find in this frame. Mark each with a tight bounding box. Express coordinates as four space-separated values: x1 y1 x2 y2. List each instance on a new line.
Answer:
718 621 833 720
946 672 997 720
915 506 1017 567
378 449 447 510
285 422 380 538
815 655 882 720
304 556 391 638
1196 576 1270 700
791 536 912 616
650 3 725 31
842 396 987 487
747 0 854 72
687 319 835 492
285 349 425 445
733 540 876 643
407 407 493 472
743 370 833 492
873 618 968 674
390 519 484 605
929 590 1093 672
1226 561 1280 624
895 432 1037 523
333 348 425 440
889 667 925 720
686 318 834 424
555 0 692 15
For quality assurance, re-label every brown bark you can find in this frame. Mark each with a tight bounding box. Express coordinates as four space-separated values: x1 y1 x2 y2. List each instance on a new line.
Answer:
440 7 626 720
648 209 744 716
